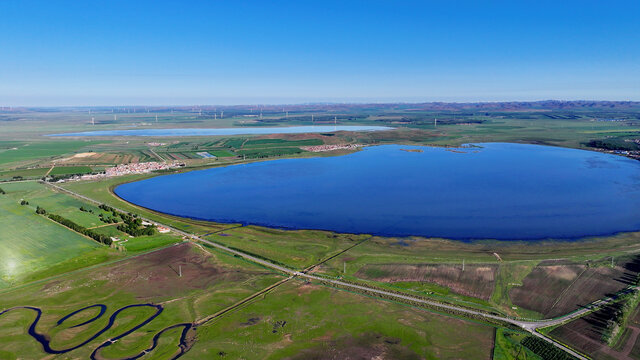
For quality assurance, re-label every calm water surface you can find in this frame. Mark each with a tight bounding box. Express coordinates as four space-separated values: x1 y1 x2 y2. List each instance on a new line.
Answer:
48 126 392 137
115 143 640 240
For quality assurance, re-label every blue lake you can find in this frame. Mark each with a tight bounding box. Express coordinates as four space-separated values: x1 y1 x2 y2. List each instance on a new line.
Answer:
48 125 392 137
114 143 640 240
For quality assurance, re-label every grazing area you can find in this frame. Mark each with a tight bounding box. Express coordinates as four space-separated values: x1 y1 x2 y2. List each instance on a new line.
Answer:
0 242 284 359
203 226 369 270
188 280 496 359
0 182 107 286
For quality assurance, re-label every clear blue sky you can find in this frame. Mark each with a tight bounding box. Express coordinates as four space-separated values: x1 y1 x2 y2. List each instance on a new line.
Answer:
1 0 638 106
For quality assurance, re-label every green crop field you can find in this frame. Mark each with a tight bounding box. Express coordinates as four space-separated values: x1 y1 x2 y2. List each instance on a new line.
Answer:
0 181 183 287
0 167 48 180
0 140 104 167
0 183 107 286
48 165 93 175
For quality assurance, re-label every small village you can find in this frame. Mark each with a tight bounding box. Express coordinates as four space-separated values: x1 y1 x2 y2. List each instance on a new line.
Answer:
57 161 185 182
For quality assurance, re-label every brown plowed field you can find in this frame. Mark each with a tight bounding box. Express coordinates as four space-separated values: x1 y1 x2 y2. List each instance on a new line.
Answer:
510 258 640 318
355 263 497 300
550 300 636 360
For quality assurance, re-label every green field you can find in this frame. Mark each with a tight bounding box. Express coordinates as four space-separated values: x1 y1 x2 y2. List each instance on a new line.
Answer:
48 165 93 176
0 140 104 166
0 183 106 286
189 279 496 359
204 226 369 269
0 243 285 359
0 168 48 180
0 181 183 287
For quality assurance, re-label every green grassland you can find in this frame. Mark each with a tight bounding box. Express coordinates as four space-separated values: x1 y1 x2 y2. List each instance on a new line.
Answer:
204 226 370 269
0 183 107 286
0 140 105 167
48 165 93 176
188 279 497 359
0 242 285 359
0 167 48 181
0 181 183 287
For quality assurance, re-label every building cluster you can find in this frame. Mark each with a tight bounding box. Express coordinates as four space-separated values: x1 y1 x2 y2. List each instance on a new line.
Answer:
60 161 184 182
104 162 180 177
301 144 362 152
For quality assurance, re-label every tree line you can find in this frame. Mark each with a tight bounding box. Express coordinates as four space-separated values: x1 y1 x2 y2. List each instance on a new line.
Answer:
37 207 113 246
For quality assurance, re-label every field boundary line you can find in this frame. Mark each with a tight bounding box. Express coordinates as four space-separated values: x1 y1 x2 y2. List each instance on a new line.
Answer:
548 267 587 313
302 235 373 273
86 222 123 230
197 277 292 326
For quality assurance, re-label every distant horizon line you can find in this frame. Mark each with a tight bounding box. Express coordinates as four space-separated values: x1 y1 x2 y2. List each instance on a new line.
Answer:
2 99 640 109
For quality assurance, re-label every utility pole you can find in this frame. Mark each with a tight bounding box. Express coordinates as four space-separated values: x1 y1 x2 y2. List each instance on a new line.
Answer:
91 117 95 126
462 259 465 271
343 262 346 273
220 111 223 119
179 265 182 277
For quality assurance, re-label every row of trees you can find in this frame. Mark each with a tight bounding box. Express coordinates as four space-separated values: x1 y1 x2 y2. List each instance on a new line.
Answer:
44 211 113 246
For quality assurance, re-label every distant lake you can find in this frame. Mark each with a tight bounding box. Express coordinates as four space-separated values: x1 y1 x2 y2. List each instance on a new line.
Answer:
48 126 392 137
115 143 640 240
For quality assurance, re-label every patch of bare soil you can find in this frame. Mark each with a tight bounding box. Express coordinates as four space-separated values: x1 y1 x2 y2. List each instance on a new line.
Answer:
356 263 497 300
511 258 640 317
94 242 255 299
286 333 421 360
